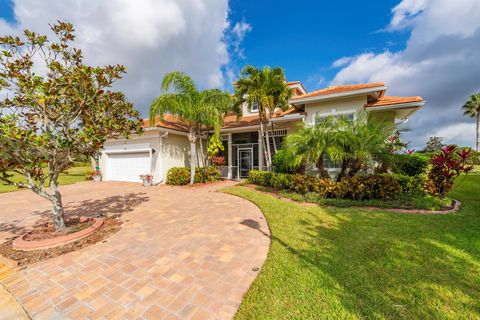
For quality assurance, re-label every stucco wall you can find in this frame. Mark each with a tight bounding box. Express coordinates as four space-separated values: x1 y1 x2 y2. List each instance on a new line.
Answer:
241 101 258 117
303 95 367 126
161 133 190 182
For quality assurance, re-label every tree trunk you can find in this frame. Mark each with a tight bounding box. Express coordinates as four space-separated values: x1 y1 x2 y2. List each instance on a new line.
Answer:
271 122 277 154
316 154 326 178
476 113 479 152
52 195 66 229
50 181 66 229
297 163 306 175
259 123 268 170
188 129 197 185
337 160 349 182
264 123 272 170
198 137 205 167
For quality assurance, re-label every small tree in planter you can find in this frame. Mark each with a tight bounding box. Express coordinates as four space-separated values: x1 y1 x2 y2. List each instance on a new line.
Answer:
139 174 154 187
426 145 473 198
0 22 143 230
91 170 102 182
207 135 225 167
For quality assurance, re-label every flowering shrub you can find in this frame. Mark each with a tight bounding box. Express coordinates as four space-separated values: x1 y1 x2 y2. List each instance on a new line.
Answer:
167 167 190 185
86 170 102 180
167 166 221 185
210 156 225 167
139 174 153 182
194 166 221 183
270 173 291 190
334 175 402 200
248 170 274 187
289 175 318 194
247 170 406 200
427 145 473 198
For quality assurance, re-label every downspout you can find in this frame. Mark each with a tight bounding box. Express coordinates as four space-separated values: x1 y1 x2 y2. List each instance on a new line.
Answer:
154 131 169 185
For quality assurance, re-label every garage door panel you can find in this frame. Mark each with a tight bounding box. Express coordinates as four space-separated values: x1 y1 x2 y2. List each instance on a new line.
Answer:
107 152 151 182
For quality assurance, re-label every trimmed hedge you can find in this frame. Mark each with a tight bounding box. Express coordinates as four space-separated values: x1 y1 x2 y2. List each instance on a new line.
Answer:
248 170 425 201
166 166 221 185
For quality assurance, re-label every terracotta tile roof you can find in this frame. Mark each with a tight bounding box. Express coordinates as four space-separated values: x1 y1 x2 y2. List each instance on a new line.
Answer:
221 108 305 129
291 82 385 100
287 81 307 96
222 114 261 129
144 108 303 131
365 95 424 108
143 114 189 132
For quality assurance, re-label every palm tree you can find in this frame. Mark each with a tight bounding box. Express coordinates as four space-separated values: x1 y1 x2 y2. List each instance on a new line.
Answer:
282 116 339 177
332 112 395 180
462 93 480 151
149 72 231 184
233 65 292 170
200 88 238 167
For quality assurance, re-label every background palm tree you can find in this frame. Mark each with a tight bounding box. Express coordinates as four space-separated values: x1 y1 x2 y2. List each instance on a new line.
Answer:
149 72 232 184
462 93 480 151
233 65 292 170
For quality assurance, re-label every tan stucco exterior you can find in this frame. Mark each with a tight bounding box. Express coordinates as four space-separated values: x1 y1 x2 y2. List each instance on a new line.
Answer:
303 95 367 125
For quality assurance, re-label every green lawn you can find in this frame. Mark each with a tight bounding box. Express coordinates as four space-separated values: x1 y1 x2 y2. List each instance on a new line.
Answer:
223 175 480 319
0 165 91 193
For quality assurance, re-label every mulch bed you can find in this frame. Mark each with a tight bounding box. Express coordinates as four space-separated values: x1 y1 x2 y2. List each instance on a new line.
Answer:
23 217 95 241
244 184 460 214
0 216 123 267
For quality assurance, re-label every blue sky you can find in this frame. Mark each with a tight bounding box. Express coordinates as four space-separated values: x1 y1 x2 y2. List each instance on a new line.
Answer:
0 0 479 148
228 0 409 90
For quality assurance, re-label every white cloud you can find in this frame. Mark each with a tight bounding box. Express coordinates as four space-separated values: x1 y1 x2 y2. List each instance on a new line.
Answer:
305 74 326 87
0 0 248 115
229 20 252 58
430 123 476 147
332 56 354 68
387 0 427 31
330 0 480 148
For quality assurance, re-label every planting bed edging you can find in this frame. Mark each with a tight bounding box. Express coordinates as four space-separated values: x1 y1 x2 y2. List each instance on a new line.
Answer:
12 218 104 251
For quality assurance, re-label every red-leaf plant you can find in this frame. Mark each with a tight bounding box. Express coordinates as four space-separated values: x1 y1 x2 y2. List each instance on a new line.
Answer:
427 145 473 198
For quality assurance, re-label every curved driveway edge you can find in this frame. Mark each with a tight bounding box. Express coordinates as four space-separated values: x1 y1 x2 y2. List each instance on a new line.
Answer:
0 181 270 319
0 265 30 320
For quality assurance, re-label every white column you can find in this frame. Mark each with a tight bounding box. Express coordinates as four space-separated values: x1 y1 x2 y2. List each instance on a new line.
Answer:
227 133 232 179
258 130 263 171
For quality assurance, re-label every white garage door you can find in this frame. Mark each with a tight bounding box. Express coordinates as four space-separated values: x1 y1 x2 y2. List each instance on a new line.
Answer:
107 152 151 182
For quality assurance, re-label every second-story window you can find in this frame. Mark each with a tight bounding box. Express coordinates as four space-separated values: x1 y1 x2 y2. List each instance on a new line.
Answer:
251 102 259 112
315 112 355 125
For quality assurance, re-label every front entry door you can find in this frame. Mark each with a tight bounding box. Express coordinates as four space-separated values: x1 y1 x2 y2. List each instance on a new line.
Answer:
238 149 253 178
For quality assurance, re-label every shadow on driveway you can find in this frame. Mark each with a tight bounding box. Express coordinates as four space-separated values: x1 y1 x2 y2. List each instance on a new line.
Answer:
0 192 149 241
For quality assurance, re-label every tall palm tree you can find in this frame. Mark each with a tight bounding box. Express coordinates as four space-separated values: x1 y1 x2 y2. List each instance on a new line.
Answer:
462 93 480 151
233 65 292 170
198 88 237 167
149 72 231 184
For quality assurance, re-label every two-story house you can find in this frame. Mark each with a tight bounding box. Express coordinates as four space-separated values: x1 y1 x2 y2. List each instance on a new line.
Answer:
99 81 424 183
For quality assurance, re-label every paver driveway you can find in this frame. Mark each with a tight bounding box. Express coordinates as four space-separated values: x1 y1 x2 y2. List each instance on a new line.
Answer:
0 181 270 319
